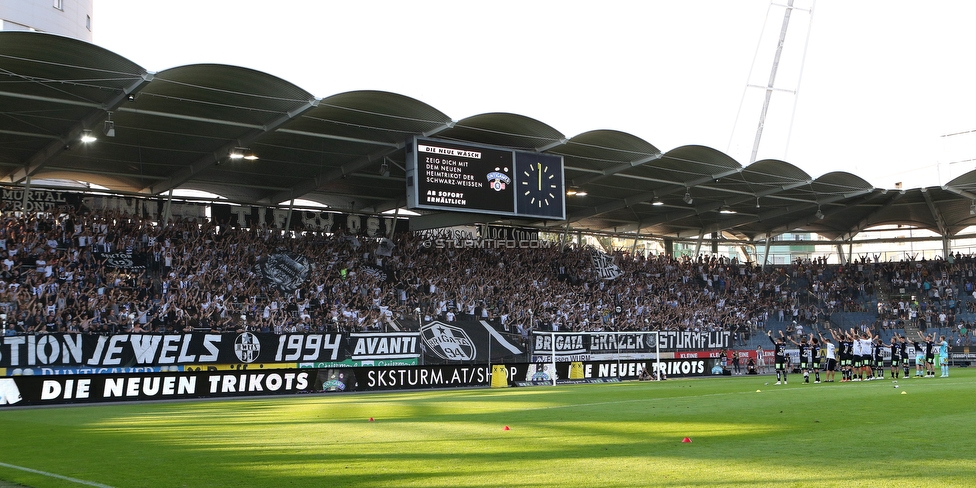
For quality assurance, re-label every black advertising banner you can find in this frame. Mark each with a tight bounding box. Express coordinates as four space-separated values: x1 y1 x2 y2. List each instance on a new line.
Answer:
418 321 526 364
0 188 84 213
512 358 718 386
0 333 340 368
0 333 416 370
478 224 542 241
656 330 730 350
81 195 207 220
530 331 731 362
298 332 422 368
0 370 315 406
210 204 408 236
0 186 207 220
2 331 732 372
0 358 720 406
325 364 498 392
0 365 520 406
93 251 148 269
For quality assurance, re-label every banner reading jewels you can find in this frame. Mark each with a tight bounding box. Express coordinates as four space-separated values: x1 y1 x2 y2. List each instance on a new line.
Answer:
0 332 421 370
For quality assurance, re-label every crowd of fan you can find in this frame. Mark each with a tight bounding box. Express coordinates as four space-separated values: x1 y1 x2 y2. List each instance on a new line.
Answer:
2 208 976 345
779 253 976 345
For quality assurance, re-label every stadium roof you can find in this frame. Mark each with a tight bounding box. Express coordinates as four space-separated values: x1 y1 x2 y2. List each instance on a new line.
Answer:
3 31 976 243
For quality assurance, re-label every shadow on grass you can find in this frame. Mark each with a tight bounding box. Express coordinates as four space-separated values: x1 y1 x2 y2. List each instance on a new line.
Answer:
2 374 975 487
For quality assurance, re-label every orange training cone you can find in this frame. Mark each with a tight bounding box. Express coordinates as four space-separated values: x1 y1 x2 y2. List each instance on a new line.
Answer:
682 437 692 443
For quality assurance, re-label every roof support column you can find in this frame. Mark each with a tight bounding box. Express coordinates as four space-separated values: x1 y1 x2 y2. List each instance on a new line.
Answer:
284 199 295 233
835 243 846 265
694 231 705 258
559 220 571 252
162 189 174 227
761 233 772 270
738 245 752 263
943 235 951 260
631 223 642 255
387 203 400 240
21 176 30 213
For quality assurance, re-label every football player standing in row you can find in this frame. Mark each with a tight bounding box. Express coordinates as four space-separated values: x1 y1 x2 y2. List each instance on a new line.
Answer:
889 336 902 379
768 330 788 385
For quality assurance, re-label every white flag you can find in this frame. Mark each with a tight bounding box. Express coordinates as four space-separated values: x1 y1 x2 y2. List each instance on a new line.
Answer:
592 251 622 280
376 238 395 257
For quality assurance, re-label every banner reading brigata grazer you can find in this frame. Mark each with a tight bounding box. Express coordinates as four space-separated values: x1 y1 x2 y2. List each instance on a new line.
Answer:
0 332 421 370
530 331 730 362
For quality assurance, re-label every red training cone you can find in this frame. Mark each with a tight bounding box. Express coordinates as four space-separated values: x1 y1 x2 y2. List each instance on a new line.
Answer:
369 417 374 422
681 437 692 443
503 426 511 431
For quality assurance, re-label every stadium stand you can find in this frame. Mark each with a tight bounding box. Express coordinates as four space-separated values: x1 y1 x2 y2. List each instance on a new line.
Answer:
2 203 975 353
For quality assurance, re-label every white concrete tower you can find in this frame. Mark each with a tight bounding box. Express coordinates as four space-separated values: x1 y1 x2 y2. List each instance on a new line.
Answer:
1 0 95 42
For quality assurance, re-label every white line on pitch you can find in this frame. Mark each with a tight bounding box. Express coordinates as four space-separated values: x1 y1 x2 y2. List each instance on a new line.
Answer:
0 461 113 488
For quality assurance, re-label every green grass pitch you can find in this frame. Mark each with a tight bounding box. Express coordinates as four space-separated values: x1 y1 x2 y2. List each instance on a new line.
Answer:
0 370 973 487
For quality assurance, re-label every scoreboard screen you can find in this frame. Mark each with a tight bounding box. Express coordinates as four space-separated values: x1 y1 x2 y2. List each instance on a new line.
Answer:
406 137 565 220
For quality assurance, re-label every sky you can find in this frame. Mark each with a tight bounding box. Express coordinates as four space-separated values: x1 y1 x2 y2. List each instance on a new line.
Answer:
91 0 976 190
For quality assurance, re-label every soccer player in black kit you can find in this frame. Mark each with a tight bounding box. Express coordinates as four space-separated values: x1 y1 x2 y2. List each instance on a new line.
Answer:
809 335 822 384
917 332 936 377
889 336 902 379
898 335 911 379
768 330 788 385
872 337 885 379
786 333 812 384
831 328 854 382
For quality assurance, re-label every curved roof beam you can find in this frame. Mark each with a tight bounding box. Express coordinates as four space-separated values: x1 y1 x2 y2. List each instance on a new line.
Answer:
567 167 743 223
534 138 568 153
10 72 155 184
266 120 456 205
942 185 976 201
838 190 906 241
147 97 320 195
921 188 948 237
637 178 813 230
766 188 877 236
568 152 664 188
